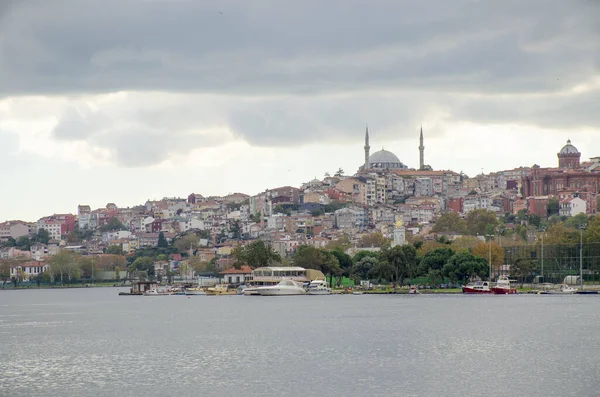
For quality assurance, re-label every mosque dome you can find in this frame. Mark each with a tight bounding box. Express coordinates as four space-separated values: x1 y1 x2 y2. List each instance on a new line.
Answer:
363 149 407 171
559 139 579 155
369 149 400 164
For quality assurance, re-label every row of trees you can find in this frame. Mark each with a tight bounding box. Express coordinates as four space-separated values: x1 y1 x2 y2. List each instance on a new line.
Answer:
0 251 128 286
230 236 500 286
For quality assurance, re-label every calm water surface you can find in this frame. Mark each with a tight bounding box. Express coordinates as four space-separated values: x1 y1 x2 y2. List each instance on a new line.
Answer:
1 288 599 397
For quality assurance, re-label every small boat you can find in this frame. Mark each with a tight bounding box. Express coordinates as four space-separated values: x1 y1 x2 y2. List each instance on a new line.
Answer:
205 284 237 296
256 279 307 296
307 279 332 295
184 287 206 296
462 281 492 294
491 276 517 295
352 291 365 295
143 288 172 296
549 284 577 294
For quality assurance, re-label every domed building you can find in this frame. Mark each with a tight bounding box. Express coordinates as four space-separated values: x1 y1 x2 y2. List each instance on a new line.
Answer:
557 139 581 169
359 126 409 171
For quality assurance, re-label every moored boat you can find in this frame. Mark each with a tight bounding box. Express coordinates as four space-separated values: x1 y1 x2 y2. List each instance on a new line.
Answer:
143 288 172 296
306 279 332 295
491 276 517 295
205 284 237 296
256 279 307 296
184 287 206 296
548 284 577 294
462 281 492 294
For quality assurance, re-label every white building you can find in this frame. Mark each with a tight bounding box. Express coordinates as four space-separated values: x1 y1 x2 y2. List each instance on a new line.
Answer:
559 197 587 217
37 221 62 241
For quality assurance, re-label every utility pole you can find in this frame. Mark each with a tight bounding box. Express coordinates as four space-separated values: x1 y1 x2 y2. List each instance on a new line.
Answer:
486 234 494 281
541 234 544 281
580 224 586 290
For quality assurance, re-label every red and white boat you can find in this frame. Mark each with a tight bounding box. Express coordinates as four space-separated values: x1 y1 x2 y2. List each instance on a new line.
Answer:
462 281 492 294
491 276 517 295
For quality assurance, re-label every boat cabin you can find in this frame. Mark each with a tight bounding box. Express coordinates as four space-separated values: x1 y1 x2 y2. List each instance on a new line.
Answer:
131 281 159 294
248 266 324 286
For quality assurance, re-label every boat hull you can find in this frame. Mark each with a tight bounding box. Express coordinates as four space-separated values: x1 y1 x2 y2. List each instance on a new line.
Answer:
491 287 517 295
307 289 332 295
184 290 206 296
257 288 306 296
205 290 237 296
462 287 492 294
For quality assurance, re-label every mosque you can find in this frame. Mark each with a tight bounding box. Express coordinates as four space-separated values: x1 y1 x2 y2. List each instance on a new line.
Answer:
359 125 425 171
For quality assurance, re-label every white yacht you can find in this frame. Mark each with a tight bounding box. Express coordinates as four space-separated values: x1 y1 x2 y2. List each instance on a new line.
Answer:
256 279 307 296
306 279 332 295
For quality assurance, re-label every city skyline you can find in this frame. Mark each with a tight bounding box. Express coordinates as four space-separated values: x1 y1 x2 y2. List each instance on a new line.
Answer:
1 0 599 220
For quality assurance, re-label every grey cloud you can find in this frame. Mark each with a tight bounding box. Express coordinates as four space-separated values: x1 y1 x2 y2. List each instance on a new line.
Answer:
1 0 598 96
4 0 600 167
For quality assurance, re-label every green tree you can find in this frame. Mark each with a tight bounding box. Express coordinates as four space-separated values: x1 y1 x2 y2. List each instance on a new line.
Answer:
351 256 378 281
105 245 124 255
565 213 589 230
293 245 342 286
230 220 242 240
330 249 353 283
232 240 281 269
324 235 351 251
358 232 391 248
0 260 11 285
352 250 380 265
33 229 50 244
432 212 467 234
442 251 489 284
370 260 395 282
48 251 81 284
511 257 537 284
418 247 455 275
471 241 504 271
334 167 344 177
100 217 126 232
529 214 541 228
292 246 340 274
585 215 600 243
547 197 559 216
131 256 155 278
323 201 347 213
173 234 200 253
15 236 31 250
542 223 578 245
157 232 168 248
380 244 418 285
466 209 499 236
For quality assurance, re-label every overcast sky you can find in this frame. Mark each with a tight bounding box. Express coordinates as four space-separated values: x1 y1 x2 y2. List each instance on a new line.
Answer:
1 0 600 221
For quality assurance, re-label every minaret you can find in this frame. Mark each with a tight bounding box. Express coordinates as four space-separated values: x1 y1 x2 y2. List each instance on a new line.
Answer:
364 124 370 170
419 125 425 170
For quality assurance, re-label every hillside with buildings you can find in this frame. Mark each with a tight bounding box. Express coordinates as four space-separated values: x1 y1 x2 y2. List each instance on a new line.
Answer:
2 132 600 286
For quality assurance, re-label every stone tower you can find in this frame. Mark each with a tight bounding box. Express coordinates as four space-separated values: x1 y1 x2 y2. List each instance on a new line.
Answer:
419 126 425 170
557 139 581 169
364 124 370 170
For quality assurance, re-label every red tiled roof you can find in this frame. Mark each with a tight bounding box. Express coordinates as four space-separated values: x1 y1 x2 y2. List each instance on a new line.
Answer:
220 265 253 274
